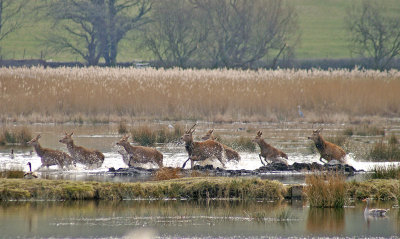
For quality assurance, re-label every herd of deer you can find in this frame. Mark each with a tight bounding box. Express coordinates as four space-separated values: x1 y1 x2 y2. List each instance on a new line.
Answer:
26 125 347 171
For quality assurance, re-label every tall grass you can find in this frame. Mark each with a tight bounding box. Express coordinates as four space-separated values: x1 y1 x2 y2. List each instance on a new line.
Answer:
304 172 346 208
1 67 400 123
368 135 400 161
0 126 32 146
370 165 400 179
131 124 183 146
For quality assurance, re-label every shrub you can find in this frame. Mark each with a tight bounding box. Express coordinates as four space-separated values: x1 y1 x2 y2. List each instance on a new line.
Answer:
118 121 128 134
131 124 184 146
368 136 400 161
305 172 346 208
0 126 32 146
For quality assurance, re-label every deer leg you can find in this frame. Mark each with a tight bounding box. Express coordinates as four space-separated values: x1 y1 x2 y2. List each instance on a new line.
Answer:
182 158 191 169
259 154 266 166
319 157 326 164
191 159 194 169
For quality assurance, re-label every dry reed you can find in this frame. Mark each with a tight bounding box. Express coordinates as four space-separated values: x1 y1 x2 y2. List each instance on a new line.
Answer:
305 172 346 208
1 67 400 123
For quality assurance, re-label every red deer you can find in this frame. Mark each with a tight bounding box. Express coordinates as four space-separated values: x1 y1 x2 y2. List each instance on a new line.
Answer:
201 129 241 162
308 128 346 164
181 124 225 169
59 132 104 169
27 134 74 169
116 135 163 168
252 131 288 166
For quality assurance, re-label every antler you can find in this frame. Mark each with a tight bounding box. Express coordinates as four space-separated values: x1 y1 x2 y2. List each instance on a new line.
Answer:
186 123 197 134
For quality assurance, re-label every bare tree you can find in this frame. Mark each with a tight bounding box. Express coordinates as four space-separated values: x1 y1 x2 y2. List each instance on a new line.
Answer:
143 0 208 67
45 0 151 66
192 0 299 68
0 0 29 42
346 0 400 70
102 0 152 66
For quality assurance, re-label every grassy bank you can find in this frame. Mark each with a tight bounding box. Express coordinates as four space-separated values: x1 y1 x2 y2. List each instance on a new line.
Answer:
0 177 285 201
1 67 400 123
1 177 399 203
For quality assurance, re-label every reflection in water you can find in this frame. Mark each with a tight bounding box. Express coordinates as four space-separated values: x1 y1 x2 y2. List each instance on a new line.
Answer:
0 200 398 238
306 208 345 234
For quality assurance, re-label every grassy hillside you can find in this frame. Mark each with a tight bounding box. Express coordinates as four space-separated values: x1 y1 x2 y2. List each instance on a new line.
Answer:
0 0 399 62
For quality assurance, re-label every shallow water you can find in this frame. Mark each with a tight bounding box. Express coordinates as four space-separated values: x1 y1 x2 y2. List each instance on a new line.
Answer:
0 200 398 238
1 122 399 183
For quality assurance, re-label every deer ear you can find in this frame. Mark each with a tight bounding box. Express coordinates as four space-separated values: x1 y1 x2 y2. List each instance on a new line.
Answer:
318 128 323 132
37 134 41 139
210 129 214 133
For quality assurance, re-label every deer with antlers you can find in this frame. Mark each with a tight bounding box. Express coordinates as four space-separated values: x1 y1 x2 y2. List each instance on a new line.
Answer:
181 124 226 169
27 134 74 169
59 132 104 169
252 131 288 166
308 128 346 164
201 129 241 162
116 135 163 168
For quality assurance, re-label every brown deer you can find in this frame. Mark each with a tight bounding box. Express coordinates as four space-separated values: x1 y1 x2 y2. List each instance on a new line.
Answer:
201 129 241 162
181 124 225 169
27 134 74 169
59 132 104 169
308 128 346 164
252 131 288 166
116 135 163 168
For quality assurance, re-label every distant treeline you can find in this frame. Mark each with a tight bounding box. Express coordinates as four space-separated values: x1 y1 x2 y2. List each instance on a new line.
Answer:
2 58 400 70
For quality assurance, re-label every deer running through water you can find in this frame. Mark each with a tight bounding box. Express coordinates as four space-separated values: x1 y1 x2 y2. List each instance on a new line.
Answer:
181 124 226 169
308 128 346 164
59 132 104 169
116 135 163 168
27 134 74 169
252 131 288 166
201 129 240 162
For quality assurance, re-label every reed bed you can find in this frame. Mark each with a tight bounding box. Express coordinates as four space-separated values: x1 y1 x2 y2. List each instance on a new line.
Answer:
1 67 400 123
368 135 400 161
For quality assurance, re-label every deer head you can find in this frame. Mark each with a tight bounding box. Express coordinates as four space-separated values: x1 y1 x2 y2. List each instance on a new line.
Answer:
252 131 263 144
27 134 41 146
181 123 196 143
308 128 323 142
116 135 130 146
59 132 74 144
201 129 214 140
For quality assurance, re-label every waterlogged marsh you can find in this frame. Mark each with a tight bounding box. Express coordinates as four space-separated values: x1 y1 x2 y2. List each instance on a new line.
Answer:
0 200 399 238
1 121 400 182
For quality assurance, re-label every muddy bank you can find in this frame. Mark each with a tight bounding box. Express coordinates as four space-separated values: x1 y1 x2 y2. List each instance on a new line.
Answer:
108 161 359 177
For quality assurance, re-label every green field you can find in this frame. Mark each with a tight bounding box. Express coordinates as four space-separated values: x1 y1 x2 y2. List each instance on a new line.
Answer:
1 0 400 62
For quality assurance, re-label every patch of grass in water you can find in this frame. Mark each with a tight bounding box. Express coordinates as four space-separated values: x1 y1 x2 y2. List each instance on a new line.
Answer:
305 172 346 208
368 135 400 161
370 164 400 180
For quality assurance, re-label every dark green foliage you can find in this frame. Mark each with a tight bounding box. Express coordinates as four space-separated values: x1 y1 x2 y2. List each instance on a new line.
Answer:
0 127 32 146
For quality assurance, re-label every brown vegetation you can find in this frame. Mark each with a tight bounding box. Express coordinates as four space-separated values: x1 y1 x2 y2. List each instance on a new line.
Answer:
154 167 181 181
116 135 163 168
252 131 288 165
59 132 104 169
308 129 346 164
1 68 400 123
28 134 74 169
305 172 346 208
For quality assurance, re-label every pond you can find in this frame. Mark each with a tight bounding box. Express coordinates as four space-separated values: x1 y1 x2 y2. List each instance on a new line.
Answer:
0 200 398 238
1 121 399 183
